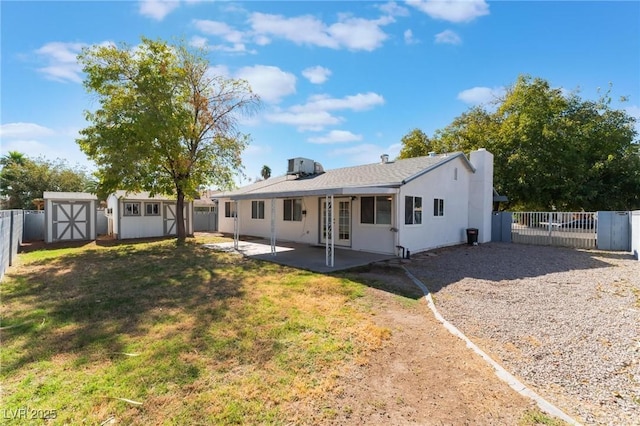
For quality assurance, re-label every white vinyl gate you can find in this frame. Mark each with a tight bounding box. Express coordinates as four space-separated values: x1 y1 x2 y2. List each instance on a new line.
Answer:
511 211 597 249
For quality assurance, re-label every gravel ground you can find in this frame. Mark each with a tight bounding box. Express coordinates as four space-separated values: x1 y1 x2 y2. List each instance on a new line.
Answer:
406 243 640 426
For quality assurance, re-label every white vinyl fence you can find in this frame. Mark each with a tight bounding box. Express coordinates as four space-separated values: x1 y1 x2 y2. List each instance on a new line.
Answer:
511 211 597 249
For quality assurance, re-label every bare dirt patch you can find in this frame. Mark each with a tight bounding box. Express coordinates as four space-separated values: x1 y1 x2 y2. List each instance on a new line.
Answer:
313 266 542 425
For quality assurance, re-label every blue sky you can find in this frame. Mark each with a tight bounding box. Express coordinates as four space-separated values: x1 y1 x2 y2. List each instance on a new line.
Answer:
1 0 639 186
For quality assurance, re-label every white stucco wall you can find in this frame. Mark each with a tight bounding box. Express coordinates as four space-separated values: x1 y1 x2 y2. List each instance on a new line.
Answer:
350 195 397 255
397 157 472 254
468 149 494 243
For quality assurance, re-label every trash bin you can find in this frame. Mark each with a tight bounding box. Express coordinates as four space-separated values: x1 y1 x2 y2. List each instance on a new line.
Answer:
466 228 478 245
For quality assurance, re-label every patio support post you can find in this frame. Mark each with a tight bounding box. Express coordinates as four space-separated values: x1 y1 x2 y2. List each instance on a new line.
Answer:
233 200 239 249
325 195 334 267
270 198 276 256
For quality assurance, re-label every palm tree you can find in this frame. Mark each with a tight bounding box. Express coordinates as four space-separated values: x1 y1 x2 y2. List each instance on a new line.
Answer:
261 165 271 180
0 151 26 167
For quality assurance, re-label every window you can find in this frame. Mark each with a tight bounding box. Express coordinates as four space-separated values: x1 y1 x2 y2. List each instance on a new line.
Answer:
145 202 160 216
360 196 392 225
225 201 237 218
405 196 422 225
433 198 444 217
124 202 140 216
251 200 265 219
283 199 302 221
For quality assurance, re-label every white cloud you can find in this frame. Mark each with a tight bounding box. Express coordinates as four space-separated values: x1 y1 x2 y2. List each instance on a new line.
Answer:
302 66 332 84
435 29 461 45
291 92 385 113
209 43 255 54
407 0 489 23
404 29 418 44
0 122 55 139
457 86 505 105
265 92 385 131
189 36 208 48
265 110 342 131
249 12 392 52
378 1 410 17
235 65 296 104
327 16 391 51
35 42 86 83
139 0 180 21
193 19 245 44
308 130 363 144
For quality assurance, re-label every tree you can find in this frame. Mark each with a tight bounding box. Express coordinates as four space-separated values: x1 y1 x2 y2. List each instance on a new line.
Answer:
77 38 260 241
0 154 91 209
428 75 639 210
397 129 433 159
0 151 27 167
260 165 271 180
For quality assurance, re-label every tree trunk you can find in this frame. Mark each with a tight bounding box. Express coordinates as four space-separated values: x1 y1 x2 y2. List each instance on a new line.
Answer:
176 189 186 243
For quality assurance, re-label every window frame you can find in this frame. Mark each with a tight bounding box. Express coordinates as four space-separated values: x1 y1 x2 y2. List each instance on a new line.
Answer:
251 200 265 219
283 199 302 221
123 202 141 216
145 202 160 216
360 196 392 225
224 201 237 218
404 196 422 225
433 198 445 217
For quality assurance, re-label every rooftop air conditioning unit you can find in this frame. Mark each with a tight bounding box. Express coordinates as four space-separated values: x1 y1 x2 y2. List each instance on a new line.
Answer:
287 157 316 176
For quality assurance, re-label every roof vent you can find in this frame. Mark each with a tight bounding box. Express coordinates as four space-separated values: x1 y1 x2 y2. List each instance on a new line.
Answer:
428 151 437 157
380 154 389 164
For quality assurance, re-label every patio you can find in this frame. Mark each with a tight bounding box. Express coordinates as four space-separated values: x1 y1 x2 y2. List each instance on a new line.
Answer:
204 239 395 273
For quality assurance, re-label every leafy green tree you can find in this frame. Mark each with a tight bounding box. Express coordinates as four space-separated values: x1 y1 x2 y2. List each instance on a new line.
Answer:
77 38 260 241
398 128 433 159
429 75 639 211
0 154 90 209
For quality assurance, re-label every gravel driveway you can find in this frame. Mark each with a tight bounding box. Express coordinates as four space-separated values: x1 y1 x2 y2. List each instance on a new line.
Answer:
405 243 640 426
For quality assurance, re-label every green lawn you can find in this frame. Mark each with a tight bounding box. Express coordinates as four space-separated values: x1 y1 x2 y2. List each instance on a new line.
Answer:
1 236 390 425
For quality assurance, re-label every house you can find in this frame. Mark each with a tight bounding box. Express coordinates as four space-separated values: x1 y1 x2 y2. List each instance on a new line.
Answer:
215 149 494 265
43 191 99 243
106 191 194 239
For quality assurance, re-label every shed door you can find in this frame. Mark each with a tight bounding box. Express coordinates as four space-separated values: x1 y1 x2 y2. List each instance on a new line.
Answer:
52 201 90 241
163 203 189 236
164 203 177 235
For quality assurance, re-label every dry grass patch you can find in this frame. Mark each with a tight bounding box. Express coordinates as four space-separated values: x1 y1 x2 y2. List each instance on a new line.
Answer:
1 237 389 424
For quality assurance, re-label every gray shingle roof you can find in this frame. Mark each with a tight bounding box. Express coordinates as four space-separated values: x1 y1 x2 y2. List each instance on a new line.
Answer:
222 152 474 200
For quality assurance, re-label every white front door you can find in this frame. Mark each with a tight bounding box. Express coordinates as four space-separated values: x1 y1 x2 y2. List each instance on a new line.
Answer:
321 198 351 246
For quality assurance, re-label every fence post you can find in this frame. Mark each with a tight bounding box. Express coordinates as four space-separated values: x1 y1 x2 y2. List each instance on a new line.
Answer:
9 211 14 266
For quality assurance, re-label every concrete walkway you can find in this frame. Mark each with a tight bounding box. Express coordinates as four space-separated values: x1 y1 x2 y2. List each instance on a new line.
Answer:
204 239 395 273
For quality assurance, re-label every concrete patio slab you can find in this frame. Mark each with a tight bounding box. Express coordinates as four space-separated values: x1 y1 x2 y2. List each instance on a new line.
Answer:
204 239 395 273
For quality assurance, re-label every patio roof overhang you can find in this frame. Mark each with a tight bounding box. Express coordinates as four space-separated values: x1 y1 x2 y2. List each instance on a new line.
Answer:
228 185 399 200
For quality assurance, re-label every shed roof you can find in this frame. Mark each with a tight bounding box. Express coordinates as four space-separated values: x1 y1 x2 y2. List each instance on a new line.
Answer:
44 191 98 200
112 190 176 201
220 153 474 200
